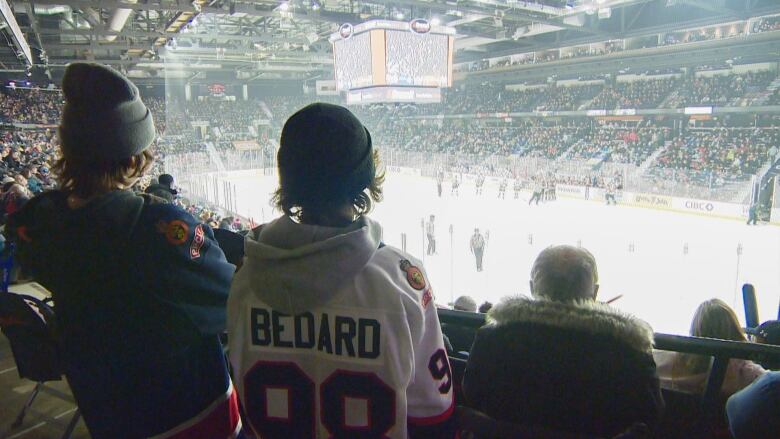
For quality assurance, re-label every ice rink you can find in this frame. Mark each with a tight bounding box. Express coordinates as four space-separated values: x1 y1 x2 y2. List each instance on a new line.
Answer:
222 169 780 336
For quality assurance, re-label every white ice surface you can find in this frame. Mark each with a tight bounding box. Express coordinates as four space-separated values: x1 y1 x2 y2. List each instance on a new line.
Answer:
224 170 780 336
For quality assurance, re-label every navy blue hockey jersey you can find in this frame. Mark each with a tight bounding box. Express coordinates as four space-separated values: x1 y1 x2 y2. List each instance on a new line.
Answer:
8 190 242 438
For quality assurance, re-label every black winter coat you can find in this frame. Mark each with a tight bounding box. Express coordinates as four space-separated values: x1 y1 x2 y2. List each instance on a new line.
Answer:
463 297 664 438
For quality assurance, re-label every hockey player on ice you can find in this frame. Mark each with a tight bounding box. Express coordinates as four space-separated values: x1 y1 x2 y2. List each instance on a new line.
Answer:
605 181 618 205
475 174 485 195
498 179 507 199
529 178 543 206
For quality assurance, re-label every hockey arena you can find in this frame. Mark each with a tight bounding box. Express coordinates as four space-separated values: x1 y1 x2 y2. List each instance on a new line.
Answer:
211 169 780 336
1 0 780 438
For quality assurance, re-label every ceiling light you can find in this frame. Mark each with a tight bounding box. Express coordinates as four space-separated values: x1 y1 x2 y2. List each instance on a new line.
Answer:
431 17 441 26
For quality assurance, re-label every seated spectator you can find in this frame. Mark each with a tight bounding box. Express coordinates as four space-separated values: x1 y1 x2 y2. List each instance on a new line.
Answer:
443 296 479 354
6 63 240 437
20 166 43 194
453 295 477 312
754 320 780 344
464 245 663 437
218 216 234 230
0 176 30 224
726 372 780 439
144 173 177 201
227 103 455 438
478 301 493 314
654 299 766 397
750 320 780 369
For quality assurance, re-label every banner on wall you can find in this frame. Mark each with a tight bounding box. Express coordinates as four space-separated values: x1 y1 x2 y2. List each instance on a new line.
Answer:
628 193 674 209
672 197 747 219
233 140 261 150
556 184 586 198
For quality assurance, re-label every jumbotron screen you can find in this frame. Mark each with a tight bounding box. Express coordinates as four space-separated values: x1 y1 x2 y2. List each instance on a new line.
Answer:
330 20 455 103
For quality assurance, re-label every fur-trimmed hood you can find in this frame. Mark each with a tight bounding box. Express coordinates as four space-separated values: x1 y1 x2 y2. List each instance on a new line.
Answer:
487 296 655 353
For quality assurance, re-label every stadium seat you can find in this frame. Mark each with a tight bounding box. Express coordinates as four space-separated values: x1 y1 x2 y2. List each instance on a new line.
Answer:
742 283 759 332
454 406 649 439
654 388 731 439
0 292 81 438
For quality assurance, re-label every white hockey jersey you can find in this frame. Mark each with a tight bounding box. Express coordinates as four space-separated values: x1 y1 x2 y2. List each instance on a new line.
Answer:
228 215 454 439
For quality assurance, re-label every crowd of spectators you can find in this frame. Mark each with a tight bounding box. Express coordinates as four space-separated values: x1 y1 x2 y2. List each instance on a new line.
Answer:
0 88 62 125
568 125 669 165
0 76 777 201
588 78 677 109
378 118 777 182
654 128 779 180
671 72 776 107
455 14 778 76
373 71 777 117
752 15 780 33
182 99 266 135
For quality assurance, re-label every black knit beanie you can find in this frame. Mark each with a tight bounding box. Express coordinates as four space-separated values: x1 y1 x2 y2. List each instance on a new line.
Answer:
59 63 156 161
278 103 374 207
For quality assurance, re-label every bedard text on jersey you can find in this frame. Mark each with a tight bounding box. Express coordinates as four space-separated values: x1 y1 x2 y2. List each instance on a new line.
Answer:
249 307 382 359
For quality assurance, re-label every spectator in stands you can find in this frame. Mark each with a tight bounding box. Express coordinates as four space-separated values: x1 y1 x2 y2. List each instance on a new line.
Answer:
750 320 780 369
218 216 234 230
655 298 766 397
726 371 780 439
227 103 455 438
453 295 477 312
6 63 241 437
478 301 493 314
21 166 43 194
753 320 780 345
144 173 178 201
0 176 30 224
464 245 663 437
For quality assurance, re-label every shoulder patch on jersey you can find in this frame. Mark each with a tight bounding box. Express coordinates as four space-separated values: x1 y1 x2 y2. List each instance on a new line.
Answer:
190 224 205 259
422 287 433 308
400 259 426 291
157 219 190 246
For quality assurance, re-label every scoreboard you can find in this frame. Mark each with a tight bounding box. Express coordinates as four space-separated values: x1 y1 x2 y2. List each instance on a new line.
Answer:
330 20 455 104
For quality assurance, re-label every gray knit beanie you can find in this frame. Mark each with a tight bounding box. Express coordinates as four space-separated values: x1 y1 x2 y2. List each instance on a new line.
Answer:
59 63 156 161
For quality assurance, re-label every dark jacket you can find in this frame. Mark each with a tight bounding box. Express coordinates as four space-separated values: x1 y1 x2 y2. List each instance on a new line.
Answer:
463 297 664 438
7 190 239 438
145 183 177 202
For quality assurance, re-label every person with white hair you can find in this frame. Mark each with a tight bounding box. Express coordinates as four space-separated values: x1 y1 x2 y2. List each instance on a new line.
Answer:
463 245 664 437
453 295 477 312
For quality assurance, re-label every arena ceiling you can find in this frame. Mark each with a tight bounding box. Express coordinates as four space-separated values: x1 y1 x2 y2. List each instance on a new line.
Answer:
0 0 779 83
